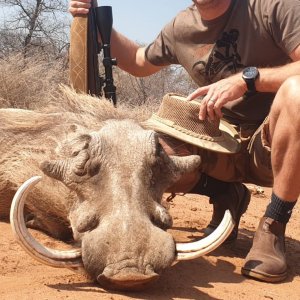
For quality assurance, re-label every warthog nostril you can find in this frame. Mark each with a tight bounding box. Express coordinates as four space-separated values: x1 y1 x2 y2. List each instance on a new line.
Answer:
97 269 159 291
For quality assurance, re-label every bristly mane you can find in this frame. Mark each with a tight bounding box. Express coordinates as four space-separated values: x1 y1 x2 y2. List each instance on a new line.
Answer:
39 85 155 123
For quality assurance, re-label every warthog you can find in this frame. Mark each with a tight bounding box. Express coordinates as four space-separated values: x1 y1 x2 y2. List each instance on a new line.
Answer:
0 87 234 290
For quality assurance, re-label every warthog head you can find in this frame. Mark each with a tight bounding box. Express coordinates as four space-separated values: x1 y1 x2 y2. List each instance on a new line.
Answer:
10 119 234 290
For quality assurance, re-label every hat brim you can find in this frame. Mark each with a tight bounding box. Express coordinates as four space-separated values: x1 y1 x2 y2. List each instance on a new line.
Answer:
142 116 241 154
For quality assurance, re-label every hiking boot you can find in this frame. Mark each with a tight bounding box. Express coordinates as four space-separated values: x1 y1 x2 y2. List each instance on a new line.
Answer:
204 183 251 243
241 217 287 282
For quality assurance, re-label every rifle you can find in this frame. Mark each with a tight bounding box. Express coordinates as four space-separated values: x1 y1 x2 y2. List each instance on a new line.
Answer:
69 1 117 105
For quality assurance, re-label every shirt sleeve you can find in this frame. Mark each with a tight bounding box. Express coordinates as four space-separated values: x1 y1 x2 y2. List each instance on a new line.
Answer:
267 0 300 54
145 18 179 66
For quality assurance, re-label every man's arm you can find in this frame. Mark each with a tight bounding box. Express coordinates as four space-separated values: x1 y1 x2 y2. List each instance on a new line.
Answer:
110 29 165 77
69 0 165 77
255 46 300 92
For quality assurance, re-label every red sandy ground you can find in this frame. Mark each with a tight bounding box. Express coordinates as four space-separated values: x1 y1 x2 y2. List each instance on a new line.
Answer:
1 186 300 300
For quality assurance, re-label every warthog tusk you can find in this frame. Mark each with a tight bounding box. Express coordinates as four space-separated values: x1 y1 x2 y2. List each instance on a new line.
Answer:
10 176 84 270
175 210 235 260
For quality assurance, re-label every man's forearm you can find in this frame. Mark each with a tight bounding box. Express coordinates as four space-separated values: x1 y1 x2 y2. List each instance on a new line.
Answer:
109 28 164 77
256 60 300 93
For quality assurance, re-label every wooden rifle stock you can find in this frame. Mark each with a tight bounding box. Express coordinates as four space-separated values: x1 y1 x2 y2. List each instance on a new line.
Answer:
69 14 89 93
69 2 116 104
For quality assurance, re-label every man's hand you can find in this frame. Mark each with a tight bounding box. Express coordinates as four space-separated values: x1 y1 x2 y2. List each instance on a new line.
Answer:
187 74 247 121
69 0 92 16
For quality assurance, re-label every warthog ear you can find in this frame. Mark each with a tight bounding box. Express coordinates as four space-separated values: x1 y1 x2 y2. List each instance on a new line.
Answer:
40 134 93 183
170 155 201 171
169 155 201 181
40 159 66 182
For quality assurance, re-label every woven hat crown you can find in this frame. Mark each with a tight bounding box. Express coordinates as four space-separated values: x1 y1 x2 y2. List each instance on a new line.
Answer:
143 93 241 154
155 94 223 141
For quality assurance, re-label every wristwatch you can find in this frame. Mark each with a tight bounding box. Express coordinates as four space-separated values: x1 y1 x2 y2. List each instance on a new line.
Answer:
242 66 259 92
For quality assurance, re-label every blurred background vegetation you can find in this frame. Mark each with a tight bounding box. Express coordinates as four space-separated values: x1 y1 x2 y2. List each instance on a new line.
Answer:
0 0 196 109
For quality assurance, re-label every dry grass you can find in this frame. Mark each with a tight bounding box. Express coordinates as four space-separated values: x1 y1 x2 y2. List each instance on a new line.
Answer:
0 53 160 121
0 54 68 109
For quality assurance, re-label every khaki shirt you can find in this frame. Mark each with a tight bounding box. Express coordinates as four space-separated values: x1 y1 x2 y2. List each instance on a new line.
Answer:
145 0 300 125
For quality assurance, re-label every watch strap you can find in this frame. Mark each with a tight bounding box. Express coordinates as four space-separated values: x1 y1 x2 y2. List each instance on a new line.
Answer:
245 79 256 92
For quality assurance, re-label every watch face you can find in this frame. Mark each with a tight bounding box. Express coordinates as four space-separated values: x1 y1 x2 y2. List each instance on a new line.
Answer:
243 67 258 80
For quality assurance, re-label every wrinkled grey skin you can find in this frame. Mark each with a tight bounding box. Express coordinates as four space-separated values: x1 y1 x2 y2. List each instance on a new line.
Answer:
0 93 200 290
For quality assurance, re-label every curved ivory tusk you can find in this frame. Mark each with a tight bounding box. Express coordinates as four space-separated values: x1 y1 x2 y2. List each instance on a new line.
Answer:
10 176 84 270
175 210 235 260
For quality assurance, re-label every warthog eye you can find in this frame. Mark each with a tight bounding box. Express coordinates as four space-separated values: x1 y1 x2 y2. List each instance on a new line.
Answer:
71 150 80 157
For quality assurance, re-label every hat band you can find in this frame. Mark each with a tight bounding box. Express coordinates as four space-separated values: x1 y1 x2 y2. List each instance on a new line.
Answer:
152 114 225 142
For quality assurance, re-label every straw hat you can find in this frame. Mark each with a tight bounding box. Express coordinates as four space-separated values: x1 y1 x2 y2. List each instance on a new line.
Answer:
143 93 241 154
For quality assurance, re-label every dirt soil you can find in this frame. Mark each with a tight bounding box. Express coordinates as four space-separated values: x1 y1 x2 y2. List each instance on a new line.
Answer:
1 186 300 300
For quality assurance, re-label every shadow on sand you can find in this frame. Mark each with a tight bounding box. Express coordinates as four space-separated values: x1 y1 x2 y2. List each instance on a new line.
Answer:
47 227 300 300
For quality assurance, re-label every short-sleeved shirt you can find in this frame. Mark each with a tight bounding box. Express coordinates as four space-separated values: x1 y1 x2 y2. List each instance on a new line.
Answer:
145 0 300 125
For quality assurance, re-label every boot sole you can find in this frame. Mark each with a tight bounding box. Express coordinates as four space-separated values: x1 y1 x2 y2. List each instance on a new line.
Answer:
241 267 287 283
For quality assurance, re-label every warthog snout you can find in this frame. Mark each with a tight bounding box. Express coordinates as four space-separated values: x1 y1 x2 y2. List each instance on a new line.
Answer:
81 215 176 291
